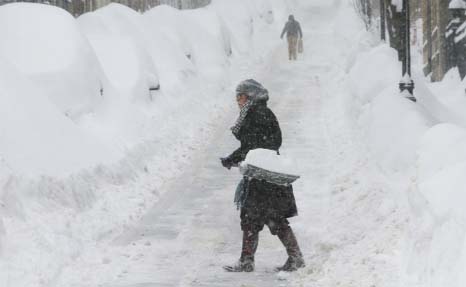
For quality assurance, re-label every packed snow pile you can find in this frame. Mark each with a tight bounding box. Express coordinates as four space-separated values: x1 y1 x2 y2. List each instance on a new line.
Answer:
417 123 466 218
0 3 120 177
418 68 466 126
144 4 230 80
142 6 196 88
0 3 104 119
407 122 466 287
241 148 299 175
78 3 160 102
207 0 255 55
349 45 400 105
240 149 300 186
0 2 121 176
345 16 466 286
358 85 432 172
345 40 433 173
0 59 120 177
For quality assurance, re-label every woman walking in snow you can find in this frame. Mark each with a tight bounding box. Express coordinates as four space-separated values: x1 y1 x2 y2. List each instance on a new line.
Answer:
220 79 305 272
281 15 303 61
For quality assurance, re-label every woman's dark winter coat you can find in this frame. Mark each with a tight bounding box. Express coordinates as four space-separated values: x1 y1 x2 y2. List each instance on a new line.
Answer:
226 102 298 222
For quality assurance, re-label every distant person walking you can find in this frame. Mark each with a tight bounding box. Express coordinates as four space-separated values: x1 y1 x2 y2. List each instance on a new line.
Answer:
280 15 303 61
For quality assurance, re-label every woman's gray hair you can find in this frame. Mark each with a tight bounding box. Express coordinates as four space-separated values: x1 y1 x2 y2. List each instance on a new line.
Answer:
235 79 269 103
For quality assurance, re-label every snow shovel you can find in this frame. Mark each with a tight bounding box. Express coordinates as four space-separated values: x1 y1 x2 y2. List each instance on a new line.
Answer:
239 163 300 186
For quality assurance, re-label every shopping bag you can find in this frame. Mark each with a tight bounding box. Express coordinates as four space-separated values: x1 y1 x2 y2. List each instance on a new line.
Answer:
298 38 303 53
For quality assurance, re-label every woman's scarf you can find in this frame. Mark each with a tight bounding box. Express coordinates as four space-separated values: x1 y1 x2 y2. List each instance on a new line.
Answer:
231 99 253 137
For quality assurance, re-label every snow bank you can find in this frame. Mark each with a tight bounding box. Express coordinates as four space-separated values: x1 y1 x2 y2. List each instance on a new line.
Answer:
417 68 466 126
177 9 230 79
0 7 122 283
348 44 432 172
349 45 401 104
359 87 432 172
144 4 230 80
346 16 466 287
418 124 466 184
418 138 466 219
0 2 122 177
142 8 195 88
0 3 104 119
0 59 119 177
207 0 254 55
407 54 466 287
406 123 466 286
79 3 159 102
0 3 120 177
77 4 195 150
336 13 464 285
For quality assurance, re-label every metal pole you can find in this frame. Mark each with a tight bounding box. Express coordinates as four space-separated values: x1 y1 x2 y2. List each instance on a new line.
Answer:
426 0 432 75
380 0 386 41
399 2 407 76
399 0 416 101
406 0 411 77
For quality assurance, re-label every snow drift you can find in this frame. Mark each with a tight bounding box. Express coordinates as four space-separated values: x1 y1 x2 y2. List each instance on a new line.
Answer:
79 3 160 101
0 3 120 177
144 4 230 80
0 3 104 119
0 59 119 177
345 15 466 287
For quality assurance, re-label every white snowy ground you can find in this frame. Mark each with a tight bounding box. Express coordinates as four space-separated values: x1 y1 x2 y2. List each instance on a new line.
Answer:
51 1 412 287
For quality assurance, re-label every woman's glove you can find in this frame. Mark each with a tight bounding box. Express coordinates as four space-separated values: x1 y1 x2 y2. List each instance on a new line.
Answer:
220 157 234 170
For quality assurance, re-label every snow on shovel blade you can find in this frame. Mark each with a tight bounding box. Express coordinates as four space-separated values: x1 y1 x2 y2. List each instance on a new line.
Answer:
239 163 300 186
